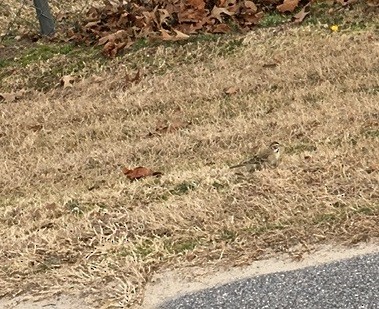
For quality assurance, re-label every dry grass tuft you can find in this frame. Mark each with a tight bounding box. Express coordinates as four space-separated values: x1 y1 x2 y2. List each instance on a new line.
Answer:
1 26 379 307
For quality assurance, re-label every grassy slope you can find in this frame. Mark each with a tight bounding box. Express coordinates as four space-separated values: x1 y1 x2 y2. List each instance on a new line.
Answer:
1 3 379 308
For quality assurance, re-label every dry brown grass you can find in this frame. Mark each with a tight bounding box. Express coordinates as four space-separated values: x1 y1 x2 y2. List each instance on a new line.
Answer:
1 25 379 308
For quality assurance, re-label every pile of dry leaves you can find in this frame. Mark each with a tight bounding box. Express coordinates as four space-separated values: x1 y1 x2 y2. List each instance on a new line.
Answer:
67 0 314 57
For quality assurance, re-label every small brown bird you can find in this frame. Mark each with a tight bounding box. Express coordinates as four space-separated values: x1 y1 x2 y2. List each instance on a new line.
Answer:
230 141 281 172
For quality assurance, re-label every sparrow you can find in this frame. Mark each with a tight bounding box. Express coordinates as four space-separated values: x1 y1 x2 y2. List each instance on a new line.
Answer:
230 141 281 172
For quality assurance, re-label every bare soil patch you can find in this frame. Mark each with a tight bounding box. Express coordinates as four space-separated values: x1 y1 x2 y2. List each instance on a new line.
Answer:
0 295 91 309
1 22 378 309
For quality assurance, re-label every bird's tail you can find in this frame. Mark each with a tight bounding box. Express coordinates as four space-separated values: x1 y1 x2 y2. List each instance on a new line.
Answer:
230 164 245 169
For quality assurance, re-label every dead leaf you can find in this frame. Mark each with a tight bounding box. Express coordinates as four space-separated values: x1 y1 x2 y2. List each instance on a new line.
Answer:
224 86 239 95
160 29 174 40
365 164 377 174
292 3 311 24
240 11 264 26
0 92 16 103
28 124 44 132
335 0 358 5
157 9 171 26
103 41 127 58
0 89 25 103
154 119 191 135
367 0 379 6
68 0 270 58
124 70 141 88
262 63 278 68
84 21 99 28
60 75 76 88
222 0 240 13
173 29 190 40
122 166 162 181
98 30 128 46
212 23 231 33
188 0 206 10
244 0 258 12
211 6 234 23
79 75 105 88
161 29 190 41
277 0 299 13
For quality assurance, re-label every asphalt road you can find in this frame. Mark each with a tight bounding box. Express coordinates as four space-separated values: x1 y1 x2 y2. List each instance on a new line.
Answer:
160 253 379 309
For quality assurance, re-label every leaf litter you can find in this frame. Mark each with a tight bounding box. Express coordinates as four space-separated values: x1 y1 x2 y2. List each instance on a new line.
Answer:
66 0 318 57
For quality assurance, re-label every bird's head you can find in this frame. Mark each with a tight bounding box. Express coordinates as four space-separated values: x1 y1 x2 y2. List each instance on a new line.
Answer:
270 141 281 154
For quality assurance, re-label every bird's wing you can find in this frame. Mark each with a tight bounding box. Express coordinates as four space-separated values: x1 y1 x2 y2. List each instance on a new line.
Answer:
230 155 263 169
256 149 271 161
230 147 272 169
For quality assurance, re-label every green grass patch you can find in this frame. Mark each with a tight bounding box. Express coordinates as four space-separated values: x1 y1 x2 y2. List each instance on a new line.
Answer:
313 212 338 224
165 239 199 254
353 206 376 215
135 240 155 258
260 12 288 28
215 38 243 56
19 43 75 66
245 222 288 236
363 130 379 138
212 181 229 192
220 229 237 242
0 40 106 91
170 181 198 196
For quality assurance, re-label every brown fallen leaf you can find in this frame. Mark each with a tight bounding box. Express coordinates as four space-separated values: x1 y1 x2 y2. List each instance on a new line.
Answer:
244 0 258 12
157 9 171 27
292 3 311 24
60 75 76 88
124 70 141 88
153 119 192 135
28 124 44 132
79 75 105 88
227 0 241 13
0 89 26 103
240 10 264 26
277 0 299 13
55 12 69 22
212 23 231 34
335 0 358 6
262 63 278 68
0 92 16 103
103 41 128 58
160 29 173 40
188 0 206 10
211 6 234 23
367 0 379 6
98 30 130 57
161 29 190 41
365 164 377 174
98 30 128 46
178 7 207 23
173 29 190 40
84 21 99 28
122 166 163 181
224 86 239 95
